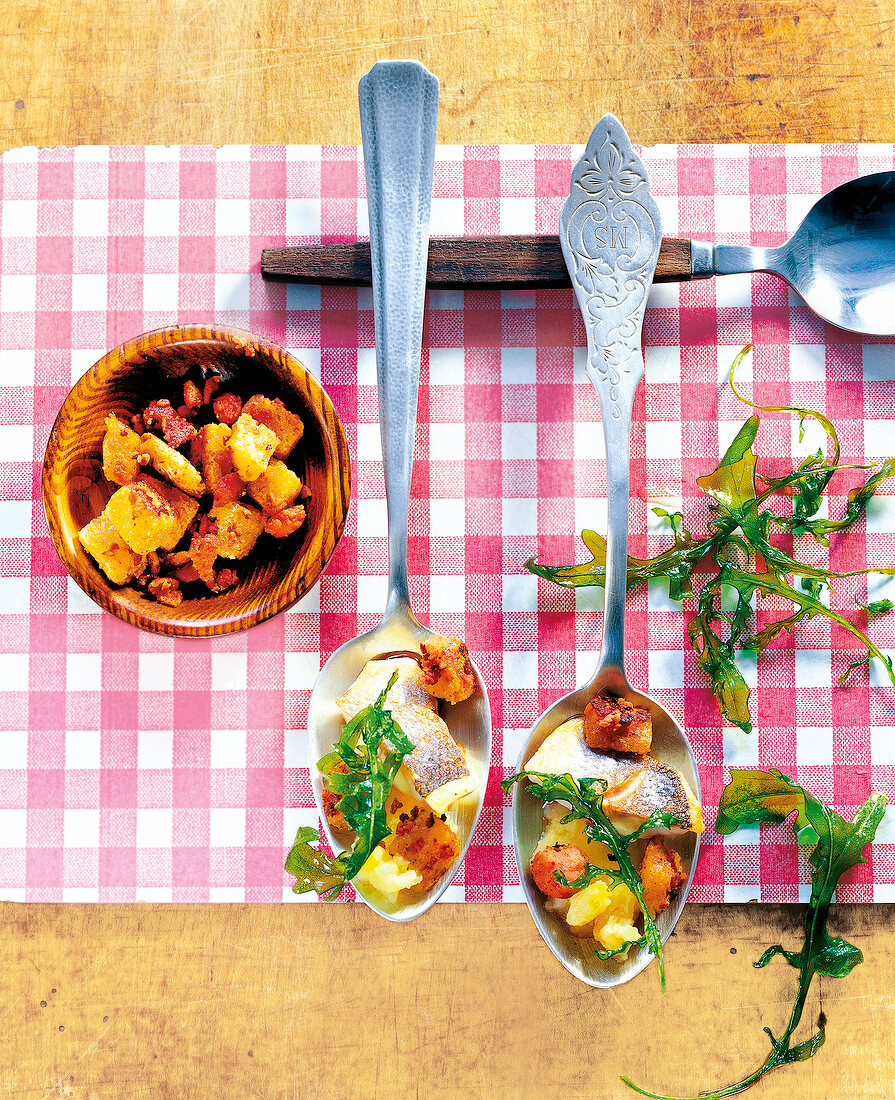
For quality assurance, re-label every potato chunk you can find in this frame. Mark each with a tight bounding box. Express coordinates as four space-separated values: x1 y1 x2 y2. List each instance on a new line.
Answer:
227 413 278 482
210 501 264 559
78 511 146 584
139 433 205 498
246 459 302 515
105 480 182 554
583 694 652 754
191 423 233 491
101 414 141 485
243 394 304 459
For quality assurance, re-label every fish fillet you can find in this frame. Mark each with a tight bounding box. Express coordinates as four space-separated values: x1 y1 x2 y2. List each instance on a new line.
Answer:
335 657 477 816
524 717 703 834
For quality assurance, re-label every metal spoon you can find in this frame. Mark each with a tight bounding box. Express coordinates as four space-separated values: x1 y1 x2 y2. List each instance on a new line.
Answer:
305 61 491 923
511 116 702 987
690 170 895 335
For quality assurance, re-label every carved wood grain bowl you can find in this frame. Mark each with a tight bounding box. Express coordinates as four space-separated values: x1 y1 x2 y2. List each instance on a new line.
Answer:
42 325 351 637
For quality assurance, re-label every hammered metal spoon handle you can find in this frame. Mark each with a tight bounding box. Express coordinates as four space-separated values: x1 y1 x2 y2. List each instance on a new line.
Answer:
359 60 439 621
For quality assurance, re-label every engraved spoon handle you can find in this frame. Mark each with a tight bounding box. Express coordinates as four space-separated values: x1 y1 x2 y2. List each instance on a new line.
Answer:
558 115 662 690
359 61 439 618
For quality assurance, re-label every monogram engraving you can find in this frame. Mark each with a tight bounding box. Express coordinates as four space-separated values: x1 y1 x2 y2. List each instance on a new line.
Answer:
559 116 662 417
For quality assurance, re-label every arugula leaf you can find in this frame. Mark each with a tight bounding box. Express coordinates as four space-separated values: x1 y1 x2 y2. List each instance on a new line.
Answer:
623 769 886 1098
284 826 349 899
526 346 895 731
502 770 684 990
285 672 415 896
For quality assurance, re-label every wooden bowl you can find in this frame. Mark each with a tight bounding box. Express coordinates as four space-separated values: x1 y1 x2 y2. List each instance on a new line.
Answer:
42 325 351 636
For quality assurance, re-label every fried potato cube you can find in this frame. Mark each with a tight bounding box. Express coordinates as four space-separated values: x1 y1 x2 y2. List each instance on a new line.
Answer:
420 636 476 704
639 837 686 916
101 414 142 485
105 480 182 554
243 394 304 459
191 423 233 491
140 475 200 550
139 433 205 498
583 694 652 754
227 413 278 482
263 504 306 538
78 511 146 584
246 459 302 515
210 501 264 559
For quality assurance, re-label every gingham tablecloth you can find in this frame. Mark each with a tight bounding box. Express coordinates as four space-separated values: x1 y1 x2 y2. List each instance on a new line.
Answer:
1 142 895 903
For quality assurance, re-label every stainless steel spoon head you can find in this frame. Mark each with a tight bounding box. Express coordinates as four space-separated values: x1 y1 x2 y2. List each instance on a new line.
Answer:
306 607 492 922
785 170 895 335
510 678 702 988
711 170 895 334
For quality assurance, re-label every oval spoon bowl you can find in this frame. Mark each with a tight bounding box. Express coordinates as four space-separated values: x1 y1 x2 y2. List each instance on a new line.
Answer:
511 680 701 986
306 609 492 921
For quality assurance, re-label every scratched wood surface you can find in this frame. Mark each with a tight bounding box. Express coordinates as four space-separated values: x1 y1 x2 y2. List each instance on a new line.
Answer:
3 0 895 1097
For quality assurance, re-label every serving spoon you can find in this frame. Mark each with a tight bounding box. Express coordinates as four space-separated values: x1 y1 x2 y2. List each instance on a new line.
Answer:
305 61 491 922
688 170 895 335
511 116 702 987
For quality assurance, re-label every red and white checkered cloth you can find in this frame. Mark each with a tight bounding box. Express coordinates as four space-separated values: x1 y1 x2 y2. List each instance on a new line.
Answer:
1 142 894 903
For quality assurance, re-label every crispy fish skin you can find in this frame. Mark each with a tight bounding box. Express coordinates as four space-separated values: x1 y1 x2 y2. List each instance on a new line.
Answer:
524 717 704 834
335 658 476 811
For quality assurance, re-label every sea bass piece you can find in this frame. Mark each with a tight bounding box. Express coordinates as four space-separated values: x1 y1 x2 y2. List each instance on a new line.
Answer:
335 657 477 816
524 717 703 834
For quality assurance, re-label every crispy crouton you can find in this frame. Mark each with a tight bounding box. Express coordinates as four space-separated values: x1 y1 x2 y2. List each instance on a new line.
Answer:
583 694 652 754
227 413 278 482
211 501 264 559
384 804 459 891
191 423 233 491
246 459 302 514
243 394 304 459
78 512 146 584
105 479 183 554
419 636 475 704
101 414 142 485
139 434 206 498
147 576 183 607
639 838 686 916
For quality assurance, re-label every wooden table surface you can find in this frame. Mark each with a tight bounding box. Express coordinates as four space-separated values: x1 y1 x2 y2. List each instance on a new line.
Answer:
2 2 895 1097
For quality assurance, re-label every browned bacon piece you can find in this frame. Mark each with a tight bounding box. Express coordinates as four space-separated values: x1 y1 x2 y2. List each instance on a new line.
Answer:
142 398 197 448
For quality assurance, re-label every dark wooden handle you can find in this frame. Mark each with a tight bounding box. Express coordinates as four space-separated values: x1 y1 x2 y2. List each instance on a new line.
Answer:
261 235 695 288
